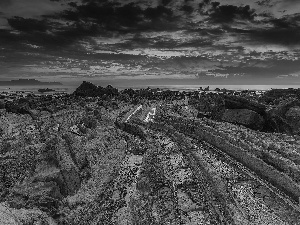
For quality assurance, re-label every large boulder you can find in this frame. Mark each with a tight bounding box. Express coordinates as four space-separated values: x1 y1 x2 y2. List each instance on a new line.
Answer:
222 109 265 130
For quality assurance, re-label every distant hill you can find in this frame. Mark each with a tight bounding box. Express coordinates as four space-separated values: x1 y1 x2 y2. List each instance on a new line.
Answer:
0 79 63 86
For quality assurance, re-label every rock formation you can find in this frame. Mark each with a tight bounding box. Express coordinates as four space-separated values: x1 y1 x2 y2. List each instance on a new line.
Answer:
73 81 119 97
221 108 265 130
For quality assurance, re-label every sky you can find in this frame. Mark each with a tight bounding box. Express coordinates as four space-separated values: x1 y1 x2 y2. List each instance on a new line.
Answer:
0 0 300 86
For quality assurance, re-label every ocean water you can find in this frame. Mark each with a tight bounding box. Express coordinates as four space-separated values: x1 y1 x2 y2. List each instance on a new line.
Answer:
1 84 300 95
0 85 77 94
126 85 300 91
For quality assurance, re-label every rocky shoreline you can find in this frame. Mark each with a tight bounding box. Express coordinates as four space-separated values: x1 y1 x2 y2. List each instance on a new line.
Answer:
1 81 300 224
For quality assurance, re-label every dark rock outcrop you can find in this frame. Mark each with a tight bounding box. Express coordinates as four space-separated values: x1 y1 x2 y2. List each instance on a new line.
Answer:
264 100 300 134
73 81 118 97
220 96 300 134
4 99 37 119
224 95 266 116
222 109 265 130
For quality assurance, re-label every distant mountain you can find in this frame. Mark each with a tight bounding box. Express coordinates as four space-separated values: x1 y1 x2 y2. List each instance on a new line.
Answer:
0 79 63 86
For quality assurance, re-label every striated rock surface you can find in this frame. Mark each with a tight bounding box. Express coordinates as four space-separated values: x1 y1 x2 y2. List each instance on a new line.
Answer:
1 83 300 224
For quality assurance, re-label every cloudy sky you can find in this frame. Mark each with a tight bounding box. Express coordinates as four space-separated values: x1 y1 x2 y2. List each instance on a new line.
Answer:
1 0 300 85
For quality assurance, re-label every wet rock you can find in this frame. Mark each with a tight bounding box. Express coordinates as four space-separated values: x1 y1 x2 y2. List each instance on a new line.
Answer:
222 109 265 130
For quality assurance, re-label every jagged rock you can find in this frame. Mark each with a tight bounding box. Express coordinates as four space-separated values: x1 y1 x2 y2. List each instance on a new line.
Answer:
73 81 99 97
0 202 57 225
222 109 265 130
73 81 118 97
105 84 119 96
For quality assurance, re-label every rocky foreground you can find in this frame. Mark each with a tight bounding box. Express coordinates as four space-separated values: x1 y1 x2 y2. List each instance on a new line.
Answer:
1 82 300 224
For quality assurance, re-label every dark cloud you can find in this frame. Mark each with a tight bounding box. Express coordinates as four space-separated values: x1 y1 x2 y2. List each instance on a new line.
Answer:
59 2 174 31
144 6 173 21
209 4 256 23
7 17 48 32
0 0 12 7
210 59 300 78
268 14 300 28
180 5 194 14
249 27 300 45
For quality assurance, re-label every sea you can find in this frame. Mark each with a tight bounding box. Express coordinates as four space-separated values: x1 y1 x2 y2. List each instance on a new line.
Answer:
123 85 300 92
1 84 300 95
0 85 76 95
